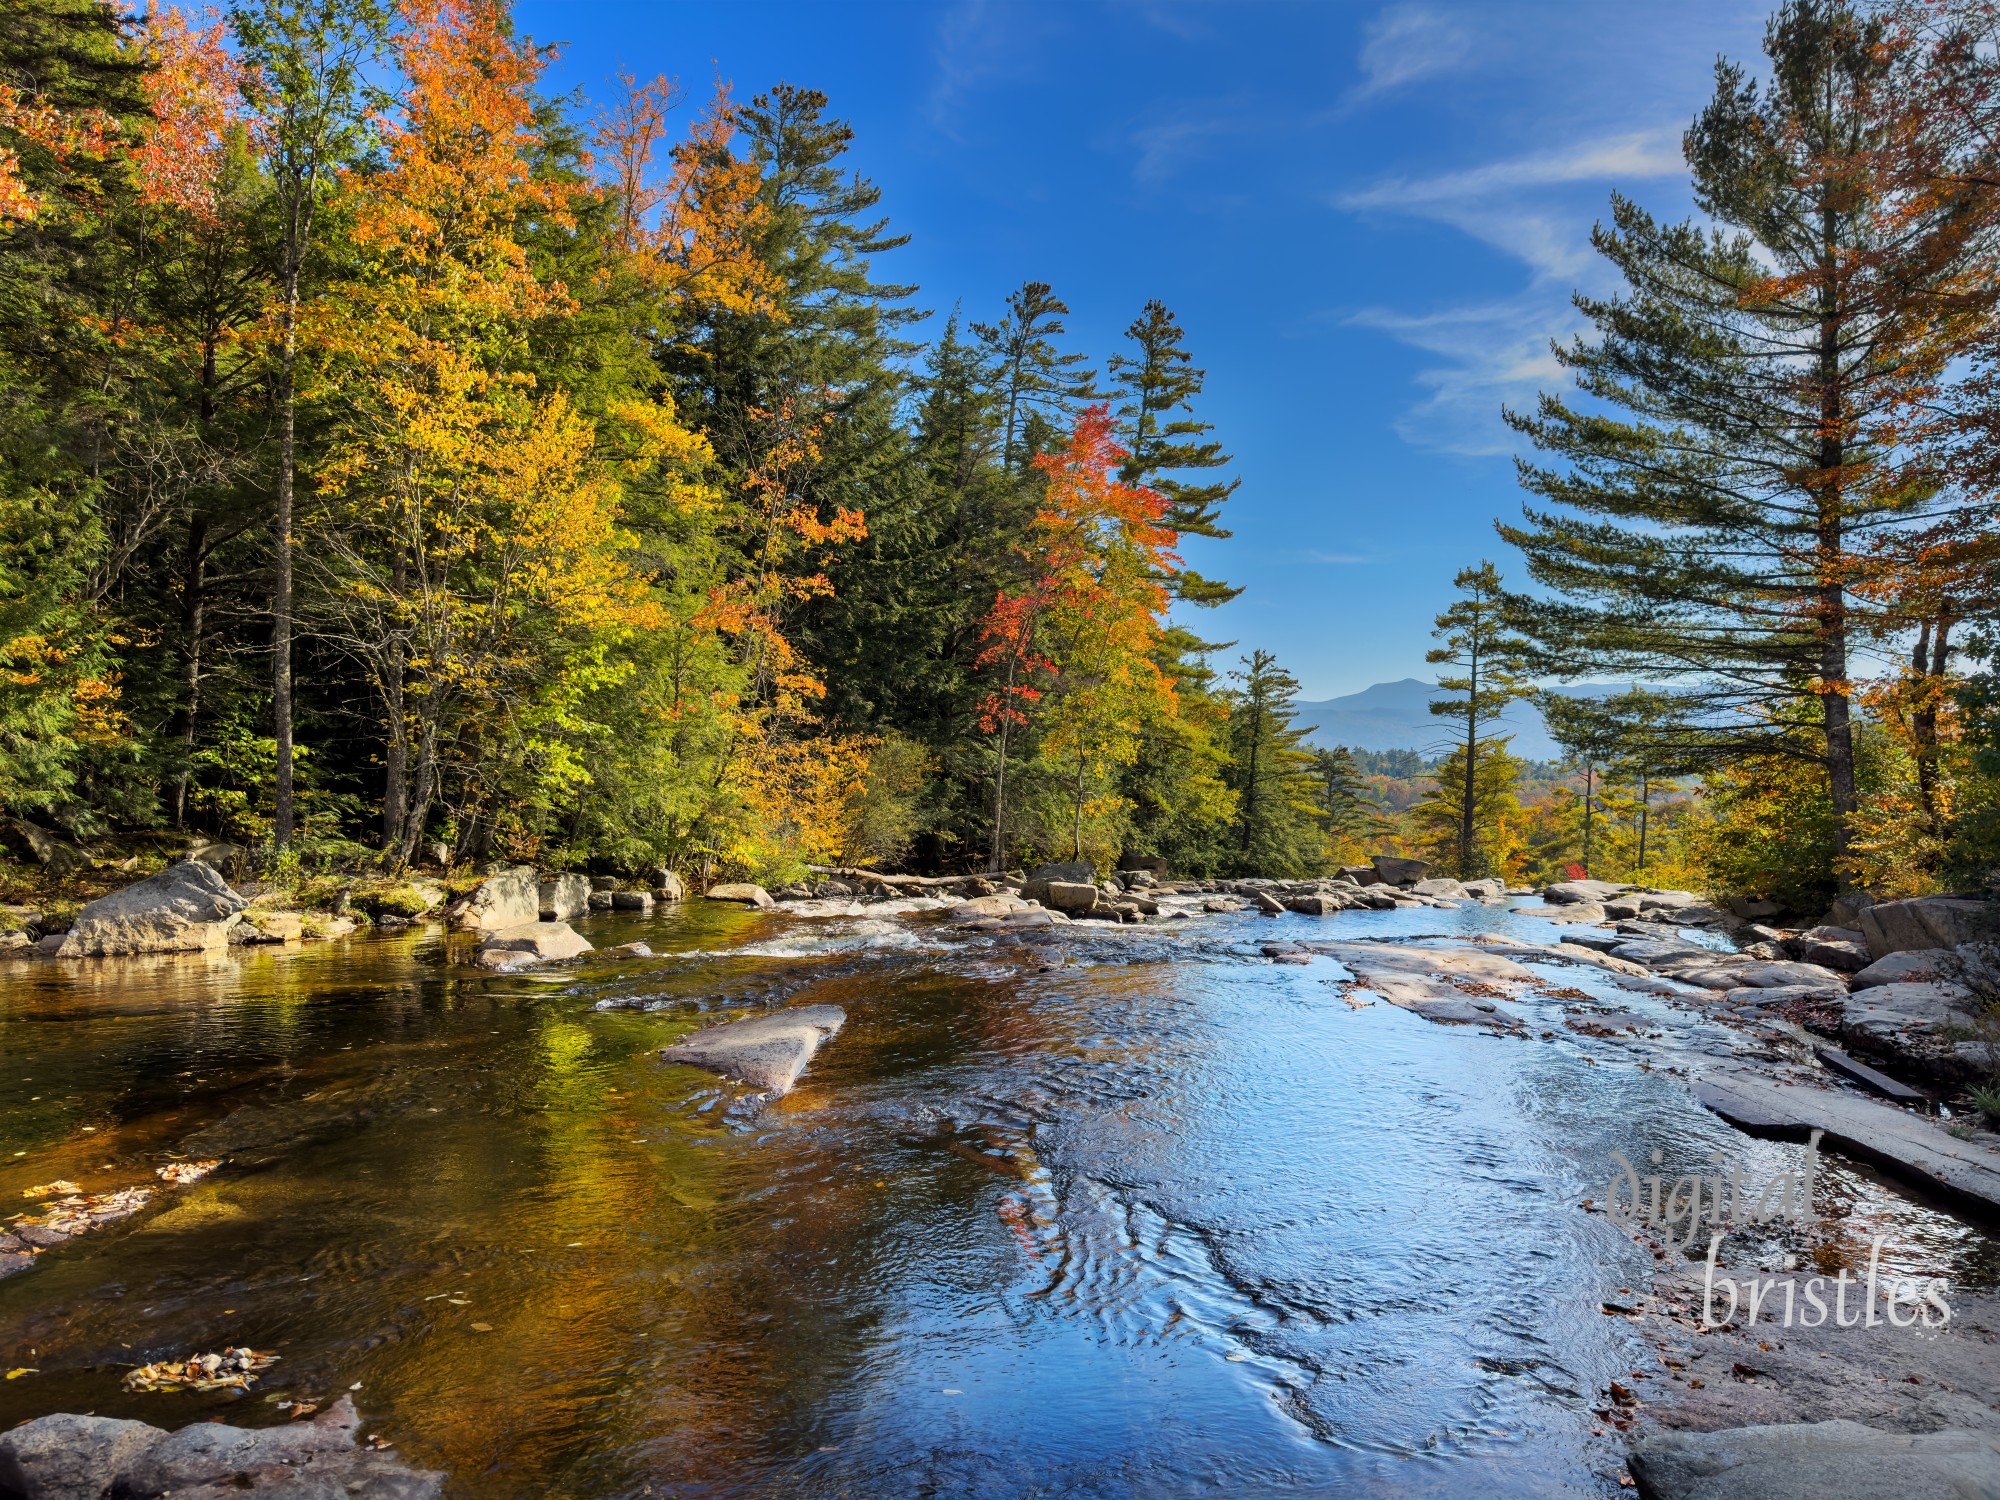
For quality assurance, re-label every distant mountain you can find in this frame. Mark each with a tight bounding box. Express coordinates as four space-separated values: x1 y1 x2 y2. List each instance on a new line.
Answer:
1292 678 1624 763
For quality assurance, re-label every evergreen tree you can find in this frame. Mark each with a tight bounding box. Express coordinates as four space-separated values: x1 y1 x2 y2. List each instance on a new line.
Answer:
1222 648 1322 875
1427 561 1527 879
1311 744 1377 857
1108 299 1239 604
972 280 1097 475
1501 0 1944 871
1413 736 1527 880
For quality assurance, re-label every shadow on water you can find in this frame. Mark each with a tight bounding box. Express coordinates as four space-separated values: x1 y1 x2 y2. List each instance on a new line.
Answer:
0 899 1994 1497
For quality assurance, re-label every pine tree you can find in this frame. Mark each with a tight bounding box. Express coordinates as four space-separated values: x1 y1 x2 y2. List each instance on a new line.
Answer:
972 280 1097 475
1413 736 1527 880
1500 0 1946 871
1311 745 1377 858
1108 299 1239 604
1222 649 1323 876
1427 561 1527 879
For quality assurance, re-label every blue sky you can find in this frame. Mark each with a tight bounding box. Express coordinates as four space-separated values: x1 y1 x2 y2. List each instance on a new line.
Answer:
518 0 1771 699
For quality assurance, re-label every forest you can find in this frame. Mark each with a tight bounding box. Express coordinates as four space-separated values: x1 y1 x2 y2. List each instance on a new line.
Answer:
6 0 2000 915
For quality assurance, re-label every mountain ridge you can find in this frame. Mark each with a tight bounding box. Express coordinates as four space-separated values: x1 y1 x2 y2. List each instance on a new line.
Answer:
1293 678 1622 763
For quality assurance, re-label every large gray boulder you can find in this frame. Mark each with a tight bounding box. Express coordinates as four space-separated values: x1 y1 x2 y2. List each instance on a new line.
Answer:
1 819 88 876
0 1412 164 1500
538 873 590 921
1411 877 1469 900
1028 860 1095 884
1543 878 1630 905
475 921 592 969
1859 896 1991 959
56 862 247 957
1851 948 1955 989
0 1397 442 1499
1371 855 1435 886
1733 958 1848 989
654 869 685 901
447 866 539 931
1841 980 1983 1046
1023 879 1100 916
660 1004 846 1095
1628 1419 2000 1500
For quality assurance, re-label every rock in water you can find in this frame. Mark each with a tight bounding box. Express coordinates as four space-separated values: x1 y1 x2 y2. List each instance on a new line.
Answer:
1022 879 1100 915
56 862 247 957
660 1004 847 1096
705 882 774 908
1371 855 1435 886
1628 1419 2000 1500
655 869 686 901
476 921 593 968
538 872 590 921
1028 860 1095 884
447 866 539 931
0 1396 442 1499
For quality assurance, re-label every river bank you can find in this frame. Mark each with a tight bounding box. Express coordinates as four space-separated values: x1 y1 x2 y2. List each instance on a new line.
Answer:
2 880 1997 1496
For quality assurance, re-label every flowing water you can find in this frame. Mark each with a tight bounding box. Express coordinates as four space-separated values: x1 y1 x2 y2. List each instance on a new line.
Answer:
2 899 1995 1497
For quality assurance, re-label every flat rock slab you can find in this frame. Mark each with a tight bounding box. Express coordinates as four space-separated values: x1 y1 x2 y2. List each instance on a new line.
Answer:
1612 939 1713 967
1306 942 1537 985
1852 948 1955 989
1628 1419 2000 1500
660 1004 847 1096
1841 980 1981 1041
1692 1066 2000 1218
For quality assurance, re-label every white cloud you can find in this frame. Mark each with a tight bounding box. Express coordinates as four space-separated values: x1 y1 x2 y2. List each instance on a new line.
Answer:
925 0 1059 136
1338 127 1688 451
1353 3 1478 100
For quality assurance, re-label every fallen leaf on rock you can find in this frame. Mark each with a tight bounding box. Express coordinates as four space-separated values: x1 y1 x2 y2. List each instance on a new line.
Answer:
1608 1381 1637 1406
1731 1361 1766 1380
124 1347 278 1393
470 1322 493 1332
1343 997 1372 1009
21 1181 79 1199
156 1160 220 1185
4 1368 35 1379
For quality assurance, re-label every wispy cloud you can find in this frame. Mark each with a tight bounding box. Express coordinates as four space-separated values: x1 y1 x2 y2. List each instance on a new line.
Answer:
926 0 1060 136
1338 127 1688 452
1352 3 1478 100
1305 550 1376 564
1127 100 1256 183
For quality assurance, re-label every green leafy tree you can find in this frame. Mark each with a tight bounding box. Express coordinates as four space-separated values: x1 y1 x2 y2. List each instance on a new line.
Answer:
1413 735 1527 880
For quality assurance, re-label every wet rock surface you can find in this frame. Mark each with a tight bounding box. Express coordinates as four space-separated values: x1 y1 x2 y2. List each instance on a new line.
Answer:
0 1398 441 1499
1628 1420 2000 1500
55 862 247 957
659 1003 847 1095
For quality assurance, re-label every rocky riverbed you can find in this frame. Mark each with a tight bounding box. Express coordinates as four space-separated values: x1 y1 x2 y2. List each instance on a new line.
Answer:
4 860 1999 1496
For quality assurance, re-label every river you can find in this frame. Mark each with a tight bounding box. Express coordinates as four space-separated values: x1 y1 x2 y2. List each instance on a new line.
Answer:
2 898 1994 1496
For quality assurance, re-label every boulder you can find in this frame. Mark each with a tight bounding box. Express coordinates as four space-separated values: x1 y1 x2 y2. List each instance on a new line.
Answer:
705 883 774 908
949 893 1028 921
1851 947 1954 989
1602 897 1644 920
1338 865 1384 886
1636 888 1700 911
1287 893 1346 916
1460 877 1505 899
1728 895 1785 920
1628 1419 2000 1500
590 875 619 892
659 1004 846 1096
655 870 686 901
1411 877 1469 900
1825 890 1879 930
1251 890 1285 914
0 819 89 876
1858 895 1991 959
237 911 305 943
1731 959 1847 989
447 866 539 931
475 920 593 968
538 873 590 922
0 1397 441 1500
56 862 247 957
1371 855 1435 886
1116 853 1167 876
423 840 451 868
0 1412 165 1500
1840 980 1982 1045
1543 878 1629 905
1028 860 1095 884
1719 982 1845 1010
184 841 248 879
1791 927 1871 972
1023 879 1100 916
1611 939 1712 967
610 890 654 912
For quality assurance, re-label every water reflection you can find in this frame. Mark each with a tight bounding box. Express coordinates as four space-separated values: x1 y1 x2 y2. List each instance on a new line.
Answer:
0 900 1991 1497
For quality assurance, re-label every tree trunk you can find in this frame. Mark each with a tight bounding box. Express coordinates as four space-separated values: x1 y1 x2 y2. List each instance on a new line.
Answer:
1816 198 1857 875
1912 612 1953 835
1459 638 1479 880
380 554 409 854
273 258 300 848
988 660 1016 874
1582 763 1594 876
389 712 438 870
1072 750 1087 860
171 514 209 830
1636 773 1650 875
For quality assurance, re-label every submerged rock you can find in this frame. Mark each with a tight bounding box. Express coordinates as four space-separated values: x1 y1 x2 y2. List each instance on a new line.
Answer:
56 862 247 957
0 1396 442 1499
660 1004 847 1096
1628 1419 2000 1500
